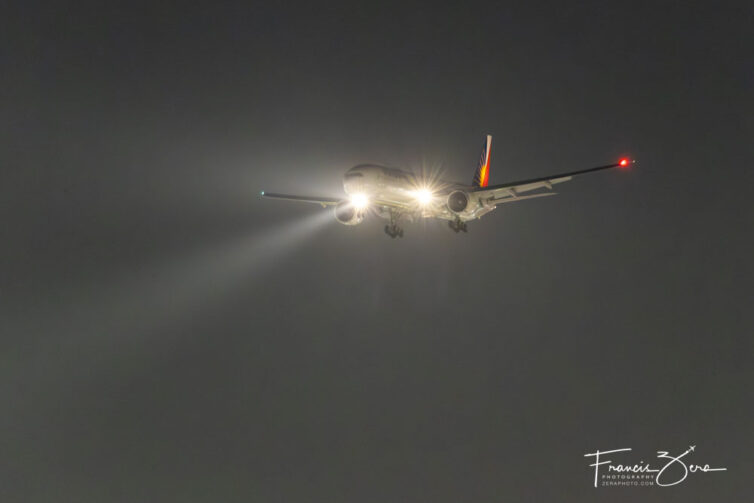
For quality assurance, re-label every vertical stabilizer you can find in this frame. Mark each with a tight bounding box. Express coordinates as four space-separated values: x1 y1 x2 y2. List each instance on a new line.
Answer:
472 135 492 188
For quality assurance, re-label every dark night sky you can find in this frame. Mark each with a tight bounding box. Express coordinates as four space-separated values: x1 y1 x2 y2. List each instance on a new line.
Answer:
1 1 752 501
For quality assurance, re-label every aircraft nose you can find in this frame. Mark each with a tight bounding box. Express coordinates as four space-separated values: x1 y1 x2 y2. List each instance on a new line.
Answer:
343 169 366 193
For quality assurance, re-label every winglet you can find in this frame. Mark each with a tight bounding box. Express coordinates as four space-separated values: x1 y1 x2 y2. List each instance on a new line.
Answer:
472 135 492 188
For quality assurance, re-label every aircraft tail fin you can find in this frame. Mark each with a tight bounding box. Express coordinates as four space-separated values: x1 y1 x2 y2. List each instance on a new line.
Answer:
472 135 492 188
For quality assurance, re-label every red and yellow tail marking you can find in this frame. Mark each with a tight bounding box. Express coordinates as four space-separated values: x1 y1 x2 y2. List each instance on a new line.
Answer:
473 135 492 188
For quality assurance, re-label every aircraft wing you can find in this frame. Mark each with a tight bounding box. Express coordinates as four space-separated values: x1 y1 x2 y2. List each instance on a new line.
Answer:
260 191 340 207
471 159 631 204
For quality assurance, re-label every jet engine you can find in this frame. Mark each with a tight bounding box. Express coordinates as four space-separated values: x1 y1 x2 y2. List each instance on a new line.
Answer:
447 190 470 213
334 201 364 225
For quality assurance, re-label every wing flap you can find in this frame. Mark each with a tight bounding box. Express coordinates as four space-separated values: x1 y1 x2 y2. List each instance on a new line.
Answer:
260 192 340 207
489 192 558 204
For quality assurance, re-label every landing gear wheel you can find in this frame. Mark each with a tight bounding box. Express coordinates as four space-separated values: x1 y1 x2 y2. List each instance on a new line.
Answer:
384 210 404 238
384 224 403 238
449 219 467 233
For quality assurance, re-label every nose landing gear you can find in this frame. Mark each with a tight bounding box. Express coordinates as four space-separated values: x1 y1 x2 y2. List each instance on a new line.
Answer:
448 219 468 233
384 209 404 238
384 224 404 238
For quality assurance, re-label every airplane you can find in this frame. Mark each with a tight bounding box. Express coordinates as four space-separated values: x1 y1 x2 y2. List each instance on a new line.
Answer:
261 135 633 238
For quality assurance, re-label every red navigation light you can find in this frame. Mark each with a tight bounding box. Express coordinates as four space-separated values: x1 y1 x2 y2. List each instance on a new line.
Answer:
619 158 629 167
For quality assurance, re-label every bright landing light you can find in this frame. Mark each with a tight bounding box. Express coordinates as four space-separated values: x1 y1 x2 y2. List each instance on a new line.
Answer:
414 189 433 205
350 193 369 209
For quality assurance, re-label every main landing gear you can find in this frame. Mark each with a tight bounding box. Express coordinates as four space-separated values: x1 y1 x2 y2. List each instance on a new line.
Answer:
448 219 468 233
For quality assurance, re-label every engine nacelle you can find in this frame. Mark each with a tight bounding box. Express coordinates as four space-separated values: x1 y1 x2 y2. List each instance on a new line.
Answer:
447 190 470 213
334 201 364 225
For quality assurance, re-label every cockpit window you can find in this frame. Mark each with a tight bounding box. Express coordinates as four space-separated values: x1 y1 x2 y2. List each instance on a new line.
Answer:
385 168 407 179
